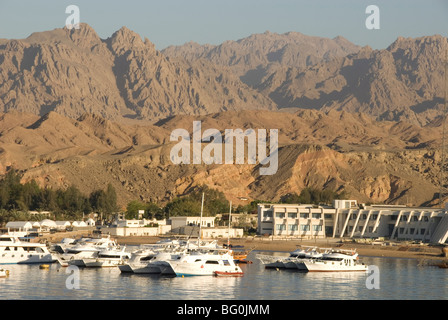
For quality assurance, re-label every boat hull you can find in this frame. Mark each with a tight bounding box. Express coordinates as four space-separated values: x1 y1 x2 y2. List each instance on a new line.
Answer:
304 260 368 272
214 271 244 277
167 260 242 277
0 254 55 265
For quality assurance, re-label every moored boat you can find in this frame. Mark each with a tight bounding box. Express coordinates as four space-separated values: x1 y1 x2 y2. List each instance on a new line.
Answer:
82 246 131 268
0 234 56 265
303 249 367 272
214 270 244 277
166 250 243 277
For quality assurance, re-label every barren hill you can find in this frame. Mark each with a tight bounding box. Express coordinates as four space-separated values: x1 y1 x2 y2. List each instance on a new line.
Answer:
0 110 443 208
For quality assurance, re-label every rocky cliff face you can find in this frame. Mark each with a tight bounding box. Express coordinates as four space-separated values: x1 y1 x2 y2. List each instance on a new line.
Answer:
164 34 448 126
0 24 275 122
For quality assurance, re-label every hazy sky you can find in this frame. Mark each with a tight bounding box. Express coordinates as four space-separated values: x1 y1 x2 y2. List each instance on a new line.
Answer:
0 0 447 50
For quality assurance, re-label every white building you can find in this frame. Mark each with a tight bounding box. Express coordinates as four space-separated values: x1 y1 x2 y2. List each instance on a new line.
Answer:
39 219 57 231
170 216 215 229
72 221 87 227
169 216 244 238
106 219 171 237
5 221 34 232
55 221 71 230
257 200 448 244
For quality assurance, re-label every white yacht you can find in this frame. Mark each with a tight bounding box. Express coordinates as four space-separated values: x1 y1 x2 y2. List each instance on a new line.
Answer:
135 251 185 274
303 249 368 272
0 234 55 264
257 246 323 269
82 246 131 268
118 247 157 273
162 248 243 277
61 236 118 266
119 242 188 274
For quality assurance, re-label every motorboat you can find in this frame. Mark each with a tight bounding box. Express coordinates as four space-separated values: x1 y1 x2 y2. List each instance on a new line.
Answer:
118 247 157 273
82 246 131 268
60 236 118 266
256 246 323 269
118 240 187 274
137 251 186 275
0 234 56 264
162 248 243 277
50 238 77 253
302 249 368 272
214 270 244 277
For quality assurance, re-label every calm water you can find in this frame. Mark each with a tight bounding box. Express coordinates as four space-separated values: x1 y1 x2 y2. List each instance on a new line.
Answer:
0 250 447 300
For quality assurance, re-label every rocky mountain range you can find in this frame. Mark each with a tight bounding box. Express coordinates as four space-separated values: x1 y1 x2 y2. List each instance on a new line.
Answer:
0 24 447 208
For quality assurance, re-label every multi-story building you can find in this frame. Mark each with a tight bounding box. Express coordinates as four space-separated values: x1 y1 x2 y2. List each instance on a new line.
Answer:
257 200 448 244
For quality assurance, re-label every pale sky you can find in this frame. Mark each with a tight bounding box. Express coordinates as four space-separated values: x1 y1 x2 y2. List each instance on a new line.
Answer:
0 0 447 50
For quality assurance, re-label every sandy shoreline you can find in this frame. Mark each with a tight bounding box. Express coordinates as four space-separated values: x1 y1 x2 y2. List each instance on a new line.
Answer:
42 232 447 263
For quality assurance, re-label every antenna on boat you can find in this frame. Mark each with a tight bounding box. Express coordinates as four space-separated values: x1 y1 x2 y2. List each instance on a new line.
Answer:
199 192 204 242
227 201 232 248
440 47 448 208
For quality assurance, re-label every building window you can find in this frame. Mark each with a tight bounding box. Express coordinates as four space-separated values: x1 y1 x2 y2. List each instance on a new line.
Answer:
312 225 322 232
300 225 310 231
324 214 332 219
276 224 286 231
288 213 297 219
312 213 321 219
275 212 285 219
288 224 298 231
300 213 309 219
263 212 273 218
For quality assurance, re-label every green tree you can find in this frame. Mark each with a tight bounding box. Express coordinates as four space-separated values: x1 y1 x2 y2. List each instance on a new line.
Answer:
126 200 146 219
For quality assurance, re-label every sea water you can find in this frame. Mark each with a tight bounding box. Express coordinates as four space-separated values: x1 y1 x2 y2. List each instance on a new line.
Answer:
0 252 446 300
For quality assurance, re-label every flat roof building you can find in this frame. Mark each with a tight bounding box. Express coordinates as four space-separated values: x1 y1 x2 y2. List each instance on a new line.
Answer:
257 200 448 244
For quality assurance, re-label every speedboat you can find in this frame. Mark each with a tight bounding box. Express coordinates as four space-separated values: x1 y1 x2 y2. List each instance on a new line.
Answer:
303 249 368 272
0 234 56 264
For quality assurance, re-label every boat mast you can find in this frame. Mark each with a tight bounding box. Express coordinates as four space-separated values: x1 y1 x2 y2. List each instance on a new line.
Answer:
199 192 204 242
227 201 232 248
